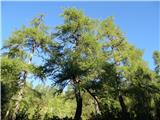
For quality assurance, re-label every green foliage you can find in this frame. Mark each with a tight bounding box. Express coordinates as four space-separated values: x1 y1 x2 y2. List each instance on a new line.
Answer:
153 51 160 76
2 14 52 61
1 7 160 120
1 57 26 119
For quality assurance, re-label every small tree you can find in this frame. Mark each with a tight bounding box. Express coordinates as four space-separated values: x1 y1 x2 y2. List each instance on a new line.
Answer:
2 14 52 119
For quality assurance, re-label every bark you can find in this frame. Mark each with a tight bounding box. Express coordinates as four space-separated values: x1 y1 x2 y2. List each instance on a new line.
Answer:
74 87 82 120
86 89 101 114
12 71 27 120
5 110 10 119
12 44 35 120
155 100 160 120
118 94 130 120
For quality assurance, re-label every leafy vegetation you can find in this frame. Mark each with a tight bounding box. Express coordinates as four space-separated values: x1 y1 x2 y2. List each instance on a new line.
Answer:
1 8 160 120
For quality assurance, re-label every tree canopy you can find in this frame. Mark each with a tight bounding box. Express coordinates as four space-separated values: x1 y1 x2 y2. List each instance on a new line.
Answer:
1 8 160 120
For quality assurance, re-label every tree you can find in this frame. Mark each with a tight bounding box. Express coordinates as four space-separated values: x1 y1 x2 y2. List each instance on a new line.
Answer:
85 17 158 120
43 8 105 120
1 57 27 119
1 14 52 119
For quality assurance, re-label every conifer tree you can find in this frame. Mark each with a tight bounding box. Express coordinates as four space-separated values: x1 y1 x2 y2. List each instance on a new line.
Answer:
2 14 52 119
44 8 105 120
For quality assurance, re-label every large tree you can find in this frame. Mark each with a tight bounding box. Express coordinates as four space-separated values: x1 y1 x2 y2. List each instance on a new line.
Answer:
43 8 105 120
83 16 159 120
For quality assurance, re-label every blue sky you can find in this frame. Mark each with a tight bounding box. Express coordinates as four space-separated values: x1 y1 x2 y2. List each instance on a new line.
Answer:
2 1 159 70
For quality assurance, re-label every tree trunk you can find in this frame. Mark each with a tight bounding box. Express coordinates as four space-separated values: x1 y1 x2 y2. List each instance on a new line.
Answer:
86 89 101 114
94 99 100 115
155 100 160 120
74 87 82 120
118 94 130 120
12 71 27 120
12 45 35 120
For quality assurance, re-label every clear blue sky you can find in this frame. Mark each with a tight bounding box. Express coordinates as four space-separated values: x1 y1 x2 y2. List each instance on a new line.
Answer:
2 1 159 70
